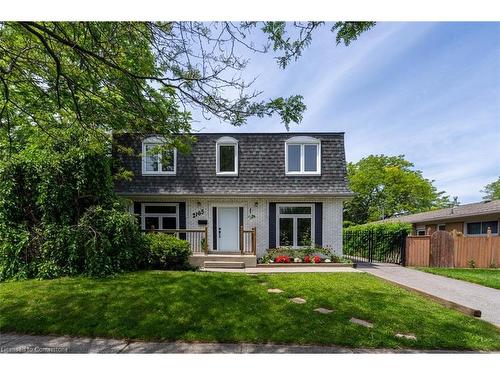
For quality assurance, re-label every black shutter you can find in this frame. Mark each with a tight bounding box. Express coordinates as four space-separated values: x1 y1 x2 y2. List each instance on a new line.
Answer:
269 203 276 248
212 207 217 250
315 202 323 247
179 202 186 240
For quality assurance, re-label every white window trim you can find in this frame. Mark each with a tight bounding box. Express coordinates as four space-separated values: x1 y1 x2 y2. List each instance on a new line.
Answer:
464 220 499 236
276 203 315 248
142 137 177 176
216 136 238 176
285 136 321 176
416 226 426 236
141 203 179 230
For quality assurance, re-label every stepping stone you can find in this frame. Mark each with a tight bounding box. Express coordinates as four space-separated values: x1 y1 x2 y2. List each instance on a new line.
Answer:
349 317 373 328
260 282 268 286
267 288 283 294
290 297 307 304
314 307 333 314
395 333 417 340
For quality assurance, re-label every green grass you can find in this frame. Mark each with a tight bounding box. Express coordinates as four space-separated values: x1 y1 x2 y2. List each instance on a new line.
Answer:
417 268 500 290
0 271 499 350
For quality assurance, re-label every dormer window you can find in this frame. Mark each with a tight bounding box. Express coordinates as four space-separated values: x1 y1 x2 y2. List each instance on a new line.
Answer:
142 137 176 175
216 136 238 176
285 136 321 175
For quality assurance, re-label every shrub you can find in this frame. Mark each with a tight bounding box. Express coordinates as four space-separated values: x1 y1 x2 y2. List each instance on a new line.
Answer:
144 233 192 270
76 206 147 277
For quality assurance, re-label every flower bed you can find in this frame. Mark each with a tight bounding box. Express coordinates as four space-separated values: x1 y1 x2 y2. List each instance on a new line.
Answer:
257 247 354 267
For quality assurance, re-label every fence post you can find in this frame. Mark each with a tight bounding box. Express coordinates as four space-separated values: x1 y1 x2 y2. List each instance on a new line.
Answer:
252 227 257 255
240 226 244 255
203 226 209 255
400 231 407 266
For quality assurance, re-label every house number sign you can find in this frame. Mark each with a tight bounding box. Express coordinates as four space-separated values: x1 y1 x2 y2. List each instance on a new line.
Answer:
192 208 205 218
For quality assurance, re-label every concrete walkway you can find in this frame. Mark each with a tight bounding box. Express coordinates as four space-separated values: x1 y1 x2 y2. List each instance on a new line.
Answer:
0 332 487 353
358 263 500 327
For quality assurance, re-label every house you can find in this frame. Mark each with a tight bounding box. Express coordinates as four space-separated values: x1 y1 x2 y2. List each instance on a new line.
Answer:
113 132 353 267
383 200 500 236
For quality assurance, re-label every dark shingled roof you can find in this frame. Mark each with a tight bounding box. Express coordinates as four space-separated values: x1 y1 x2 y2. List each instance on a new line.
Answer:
113 132 352 196
380 199 500 224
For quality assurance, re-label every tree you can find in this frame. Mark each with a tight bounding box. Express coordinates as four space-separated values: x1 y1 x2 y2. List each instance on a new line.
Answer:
482 177 500 200
344 155 452 224
0 21 375 156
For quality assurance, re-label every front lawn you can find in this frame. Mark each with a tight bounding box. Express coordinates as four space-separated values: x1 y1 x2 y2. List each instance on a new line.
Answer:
0 271 499 350
416 268 500 290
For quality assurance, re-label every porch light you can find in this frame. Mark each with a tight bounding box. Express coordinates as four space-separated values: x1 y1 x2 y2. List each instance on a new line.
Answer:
254 202 258 207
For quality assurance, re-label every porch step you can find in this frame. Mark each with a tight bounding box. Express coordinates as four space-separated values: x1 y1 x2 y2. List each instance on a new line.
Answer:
203 261 246 269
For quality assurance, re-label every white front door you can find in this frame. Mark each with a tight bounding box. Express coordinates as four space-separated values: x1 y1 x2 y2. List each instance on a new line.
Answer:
218 207 239 251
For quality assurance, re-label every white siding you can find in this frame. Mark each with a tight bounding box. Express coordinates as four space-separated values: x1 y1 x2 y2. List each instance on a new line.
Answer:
183 197 344 257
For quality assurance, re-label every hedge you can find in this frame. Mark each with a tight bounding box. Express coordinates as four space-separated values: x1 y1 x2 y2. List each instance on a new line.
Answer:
343 222 412 262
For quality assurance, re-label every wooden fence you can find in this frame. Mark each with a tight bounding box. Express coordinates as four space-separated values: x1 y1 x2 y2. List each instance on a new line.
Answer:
405 229 500 268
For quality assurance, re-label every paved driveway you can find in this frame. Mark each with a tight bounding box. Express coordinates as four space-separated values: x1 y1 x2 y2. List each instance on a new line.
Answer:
359 263 500 327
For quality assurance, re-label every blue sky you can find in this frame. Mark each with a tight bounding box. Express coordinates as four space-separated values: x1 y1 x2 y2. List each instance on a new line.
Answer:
192 22 500 203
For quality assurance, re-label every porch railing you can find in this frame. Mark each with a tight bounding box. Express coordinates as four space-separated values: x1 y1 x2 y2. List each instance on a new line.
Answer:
142 226 256 255
143 228 209 254
240 226 257 255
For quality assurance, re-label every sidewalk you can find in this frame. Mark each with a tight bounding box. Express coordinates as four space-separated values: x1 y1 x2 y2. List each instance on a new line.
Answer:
358 263 500 327
0 332 486 353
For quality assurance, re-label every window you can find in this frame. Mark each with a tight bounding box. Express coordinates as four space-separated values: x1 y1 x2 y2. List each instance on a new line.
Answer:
277 204 314 247
216 137 238 175
285 136 321 175
142 137 176 175
437 224 446 231
466 221 498 235
416 226 426 236
141 203 178 231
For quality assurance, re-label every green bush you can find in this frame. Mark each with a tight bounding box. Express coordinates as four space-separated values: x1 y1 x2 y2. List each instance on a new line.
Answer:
144 233 192 270
0 145 148 280
76 206 147 277
343 222 412 261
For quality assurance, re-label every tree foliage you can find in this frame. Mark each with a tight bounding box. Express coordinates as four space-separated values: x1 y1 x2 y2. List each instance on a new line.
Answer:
0 21 374 156
481 177 500 200
345 155 452 224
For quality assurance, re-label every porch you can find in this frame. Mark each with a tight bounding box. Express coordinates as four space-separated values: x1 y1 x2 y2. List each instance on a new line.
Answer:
146 226 257 268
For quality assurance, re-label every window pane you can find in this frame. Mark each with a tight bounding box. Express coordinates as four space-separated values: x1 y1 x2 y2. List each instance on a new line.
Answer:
144 155 159 172
162 217 177 230
161 150 175 172
219 145 235 172
297 218 312 246
304 144 318 172
287 145 301 172
467 222 481 235
279 218 293 247
145 217 159 231
144 205 177 214
482 221 498 234
279 206 311 215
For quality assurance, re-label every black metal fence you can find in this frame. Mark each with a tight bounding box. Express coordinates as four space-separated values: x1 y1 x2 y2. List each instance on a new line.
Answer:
343 229 407 264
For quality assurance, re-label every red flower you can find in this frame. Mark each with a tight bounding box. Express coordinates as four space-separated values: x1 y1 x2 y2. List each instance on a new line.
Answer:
313 256 321 263
275 255 291 263
304 256 311 263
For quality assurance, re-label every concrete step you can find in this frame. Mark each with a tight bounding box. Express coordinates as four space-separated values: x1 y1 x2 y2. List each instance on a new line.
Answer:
204 261 246 269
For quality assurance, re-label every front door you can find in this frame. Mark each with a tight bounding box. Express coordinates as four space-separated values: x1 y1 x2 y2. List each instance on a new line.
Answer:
217 207 239 251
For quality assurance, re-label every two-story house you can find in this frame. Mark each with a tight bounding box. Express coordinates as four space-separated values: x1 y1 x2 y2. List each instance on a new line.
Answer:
113 132 353 268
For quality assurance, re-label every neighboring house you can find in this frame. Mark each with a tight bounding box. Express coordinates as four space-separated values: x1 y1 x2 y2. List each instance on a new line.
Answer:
383 200 500 237
113 132 353 267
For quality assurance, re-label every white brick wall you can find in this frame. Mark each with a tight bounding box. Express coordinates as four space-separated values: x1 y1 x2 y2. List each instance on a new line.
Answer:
183 197 344 257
